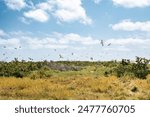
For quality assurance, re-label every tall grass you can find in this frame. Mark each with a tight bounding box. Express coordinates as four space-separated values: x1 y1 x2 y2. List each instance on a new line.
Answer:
0 76 150 100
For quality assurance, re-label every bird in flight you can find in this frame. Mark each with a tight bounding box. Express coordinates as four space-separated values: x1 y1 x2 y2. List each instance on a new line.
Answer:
28 57 33 61
107 43 111 46
90 57 93 61
100 40 104 46
59 54 63 58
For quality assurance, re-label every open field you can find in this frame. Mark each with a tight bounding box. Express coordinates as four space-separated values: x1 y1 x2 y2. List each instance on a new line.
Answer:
0 76 150 100
0 57 150 100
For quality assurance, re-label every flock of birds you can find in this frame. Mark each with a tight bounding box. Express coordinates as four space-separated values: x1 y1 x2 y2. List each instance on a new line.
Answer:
0 40 111 61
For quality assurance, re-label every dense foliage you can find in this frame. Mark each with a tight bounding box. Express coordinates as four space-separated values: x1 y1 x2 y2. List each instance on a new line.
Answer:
111 57 150 79
0 57 150 79
0 59 81 78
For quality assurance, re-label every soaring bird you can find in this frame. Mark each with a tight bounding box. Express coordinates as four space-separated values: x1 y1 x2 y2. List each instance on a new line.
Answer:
28 57 33 61
107 43 111 46
59 54 63 58
100 40 104 46
90 57 93 61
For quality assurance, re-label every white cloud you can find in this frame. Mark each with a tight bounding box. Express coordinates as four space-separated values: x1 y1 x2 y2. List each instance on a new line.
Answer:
112 0 150 8
22 35 150 50
4 0 26 10
26 0 35 9
36 2 53 11
0 38 20 48
26 37 68 49
59 33 99 45
23 9 49 22
1 30 150 61
112 20 150 31
104 38 150 53
93 0 102 4
53 0 92 24
19 17 30 24
2 31 98 49
0 29 7 36
2 30 150 53
9 31 32 36
104 46 130 52
26 33 99 49
106 38 150 47
22 0 92 24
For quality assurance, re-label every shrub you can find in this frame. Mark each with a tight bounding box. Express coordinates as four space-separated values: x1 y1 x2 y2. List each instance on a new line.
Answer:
13 71 24 78
132 57 150 79
109 57 150 79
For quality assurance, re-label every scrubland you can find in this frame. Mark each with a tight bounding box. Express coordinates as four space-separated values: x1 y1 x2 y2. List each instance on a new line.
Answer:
0 57 150 100
0 76 150 100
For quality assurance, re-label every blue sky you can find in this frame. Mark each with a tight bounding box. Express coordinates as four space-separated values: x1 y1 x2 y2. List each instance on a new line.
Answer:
0 0 150 61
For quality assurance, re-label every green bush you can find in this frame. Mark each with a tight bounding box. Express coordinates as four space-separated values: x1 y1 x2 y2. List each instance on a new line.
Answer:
132 57 150 79
0 57 149 79
108 57 150 79
13 71 24 78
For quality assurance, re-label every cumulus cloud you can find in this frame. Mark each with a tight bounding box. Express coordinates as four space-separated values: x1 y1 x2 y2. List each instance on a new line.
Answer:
53 0 92 24
5 0 92 24
112 0 150 8
59 33 99 45
23 9 49 22
36 2 53 11
0 38 21 48
0 31 99 49
1 30 150 61
0 29 7 36
4 0 26 10
27 33 99 49
27 38 68 49
22 0 92 24
104 38 150 53
1 30 150 53
112 20 150 31
106 38 147 46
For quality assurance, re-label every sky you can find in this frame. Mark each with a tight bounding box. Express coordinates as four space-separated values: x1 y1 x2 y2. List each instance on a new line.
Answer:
0 0 150 61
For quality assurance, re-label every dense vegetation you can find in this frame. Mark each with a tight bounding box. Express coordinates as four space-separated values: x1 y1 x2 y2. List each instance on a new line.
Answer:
104 57 150 79
0 57 150 100
0 57 150 79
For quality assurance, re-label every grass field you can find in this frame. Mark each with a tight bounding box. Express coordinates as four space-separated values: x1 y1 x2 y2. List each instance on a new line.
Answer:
0 76 150 100
0 58 150 100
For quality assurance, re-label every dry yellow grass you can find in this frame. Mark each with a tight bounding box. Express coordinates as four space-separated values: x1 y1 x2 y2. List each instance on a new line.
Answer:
0 76 150 100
